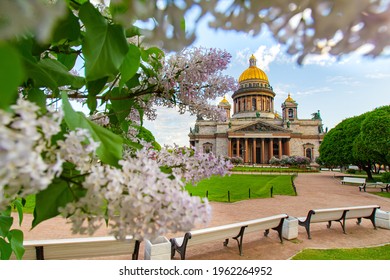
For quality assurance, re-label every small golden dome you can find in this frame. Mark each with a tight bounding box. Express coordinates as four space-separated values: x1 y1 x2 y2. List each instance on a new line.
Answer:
219 96 230 105
285 93 295 102
238 55 269 83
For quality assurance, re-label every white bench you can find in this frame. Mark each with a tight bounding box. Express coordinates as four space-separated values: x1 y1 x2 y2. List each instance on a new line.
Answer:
20 236 140 260
170 214 288 260
361 182 390 192
341 177 366 185
297 205 380 239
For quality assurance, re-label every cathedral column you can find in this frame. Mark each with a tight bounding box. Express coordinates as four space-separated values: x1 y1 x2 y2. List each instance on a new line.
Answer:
261 139 265 164
278 138 283 158
236 138 240 158
253 138 257 164
269 138 274 161
245 138 248 163
228 139 232 157
285 139 291 156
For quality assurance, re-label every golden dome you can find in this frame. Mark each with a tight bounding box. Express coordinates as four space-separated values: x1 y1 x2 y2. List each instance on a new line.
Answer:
285 93 295 102
238 55 269 83
219 96 230 106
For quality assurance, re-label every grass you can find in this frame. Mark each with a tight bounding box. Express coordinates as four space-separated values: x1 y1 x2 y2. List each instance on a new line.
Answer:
292 244 390 260
185 174 296 202
373 192 390 199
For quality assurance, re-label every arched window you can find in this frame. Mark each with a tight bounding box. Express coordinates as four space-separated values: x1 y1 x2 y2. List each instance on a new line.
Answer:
305 148 312 160
203 142 213 153
288 108 294 118
252 98 257 111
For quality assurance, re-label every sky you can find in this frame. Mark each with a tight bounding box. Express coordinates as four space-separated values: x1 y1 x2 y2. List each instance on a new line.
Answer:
144 16 390 147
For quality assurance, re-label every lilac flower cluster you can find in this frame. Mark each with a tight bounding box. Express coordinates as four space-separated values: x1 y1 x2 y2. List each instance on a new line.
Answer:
60 152 212 240
0 99 63 209
154 47 238 121
142 144 234 184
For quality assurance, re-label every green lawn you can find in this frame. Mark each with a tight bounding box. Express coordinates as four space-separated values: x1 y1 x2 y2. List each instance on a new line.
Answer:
185 174 296 202
292 244 390 260
374 192 390 199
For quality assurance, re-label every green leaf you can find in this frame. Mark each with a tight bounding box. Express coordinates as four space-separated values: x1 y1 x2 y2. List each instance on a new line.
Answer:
86 95 97 113
26 88 46 109
180 17 186 32
87 77 108 97
52 9 81 43
58 52 78 70
110 87 133 122
38 58 85 89
0 43 25 110
0 216 13 238
8 229 25 260
119 44 141 88
0 239 12 260
79 2 129 81
125 26 141 37
125 74 141 89
32 179 73 228
13 200 24 226
62 93 123 166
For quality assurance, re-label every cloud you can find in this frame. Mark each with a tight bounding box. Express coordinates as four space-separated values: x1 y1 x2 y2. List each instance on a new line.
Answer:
295 87 332 96
143 107 196 147
301 53 337 66
253 45 281 71
326 75 361 86
365 72 390 79
235 44 282 71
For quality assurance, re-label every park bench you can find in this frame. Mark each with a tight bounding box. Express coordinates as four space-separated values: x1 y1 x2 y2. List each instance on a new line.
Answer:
381 183 390 192
297 205 380 239
20 236 140 260
341 177 366 185
170 214 288 260
359 182 390 192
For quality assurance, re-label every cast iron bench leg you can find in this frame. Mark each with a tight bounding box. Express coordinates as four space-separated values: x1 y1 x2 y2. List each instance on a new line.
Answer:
232 226 247 256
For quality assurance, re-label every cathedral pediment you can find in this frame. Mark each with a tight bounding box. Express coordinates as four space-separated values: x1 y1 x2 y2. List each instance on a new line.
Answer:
230 120 290 133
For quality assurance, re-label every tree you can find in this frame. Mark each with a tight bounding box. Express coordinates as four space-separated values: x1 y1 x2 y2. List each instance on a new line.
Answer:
319 106 390 180
355 106 390 168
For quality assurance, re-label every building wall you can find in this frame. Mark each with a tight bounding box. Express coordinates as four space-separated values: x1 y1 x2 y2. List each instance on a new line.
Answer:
191 115 323 162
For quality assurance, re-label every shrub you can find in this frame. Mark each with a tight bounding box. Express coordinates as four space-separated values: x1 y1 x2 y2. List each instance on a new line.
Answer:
230 156 243 166
381 172 390 183
269 156 281 165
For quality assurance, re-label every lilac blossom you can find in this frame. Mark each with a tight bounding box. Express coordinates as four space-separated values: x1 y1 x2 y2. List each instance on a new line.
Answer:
153 47 238 121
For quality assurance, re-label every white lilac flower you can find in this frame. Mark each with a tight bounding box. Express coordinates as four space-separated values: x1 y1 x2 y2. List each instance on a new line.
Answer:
60 154 212 241
0 98 65 209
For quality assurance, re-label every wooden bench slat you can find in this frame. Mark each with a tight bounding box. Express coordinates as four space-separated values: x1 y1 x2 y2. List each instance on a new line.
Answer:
20 236 140 260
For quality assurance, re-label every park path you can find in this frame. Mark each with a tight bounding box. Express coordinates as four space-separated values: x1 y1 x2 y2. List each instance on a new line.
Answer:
13 171 390 260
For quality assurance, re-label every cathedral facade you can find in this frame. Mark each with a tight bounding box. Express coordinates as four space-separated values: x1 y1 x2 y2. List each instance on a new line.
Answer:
189 55 325 164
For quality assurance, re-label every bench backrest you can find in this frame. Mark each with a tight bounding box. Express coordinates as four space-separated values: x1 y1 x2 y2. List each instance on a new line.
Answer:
244 214 288 234
309 205 380 223
189 214 287 246
343 177 366 183
21 236 138 260
344 205 379 219
310 208 346 222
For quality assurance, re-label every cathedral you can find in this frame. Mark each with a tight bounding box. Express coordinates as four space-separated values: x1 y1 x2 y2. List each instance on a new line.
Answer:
189 55 325 164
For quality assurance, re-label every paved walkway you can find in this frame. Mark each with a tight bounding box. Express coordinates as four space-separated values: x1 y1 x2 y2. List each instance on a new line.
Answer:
14 171 390 260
